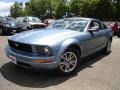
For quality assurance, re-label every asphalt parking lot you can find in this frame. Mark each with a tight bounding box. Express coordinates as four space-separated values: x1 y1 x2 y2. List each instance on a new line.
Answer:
0 35 120 90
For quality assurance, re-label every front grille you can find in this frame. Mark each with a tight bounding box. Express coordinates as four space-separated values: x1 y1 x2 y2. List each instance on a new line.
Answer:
8 40 32 53
32 25 44 29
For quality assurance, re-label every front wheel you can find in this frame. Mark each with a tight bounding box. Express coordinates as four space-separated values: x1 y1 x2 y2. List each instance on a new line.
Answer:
57 48 80 75
0 28 4 35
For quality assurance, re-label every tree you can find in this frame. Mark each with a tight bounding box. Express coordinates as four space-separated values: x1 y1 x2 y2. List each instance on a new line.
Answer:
25 0 53 19
111 0 120 20
69 0 112 20
54 0 67 18
24 0 67 19
69 0 83 16
10 2 24 18
10 0 120 21
94 0 112 20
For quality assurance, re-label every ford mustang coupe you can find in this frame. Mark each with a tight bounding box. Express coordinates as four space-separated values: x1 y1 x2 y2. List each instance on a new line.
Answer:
5 17 113 75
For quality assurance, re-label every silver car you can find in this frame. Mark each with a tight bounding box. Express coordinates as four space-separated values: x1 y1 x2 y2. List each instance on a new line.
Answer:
5 17 113 75
16 16 46 30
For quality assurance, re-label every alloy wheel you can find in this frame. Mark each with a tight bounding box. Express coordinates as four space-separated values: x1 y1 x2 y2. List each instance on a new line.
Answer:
59 52 78 73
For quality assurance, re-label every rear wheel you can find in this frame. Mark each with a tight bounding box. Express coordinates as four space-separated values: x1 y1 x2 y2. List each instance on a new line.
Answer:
57 48 80 75
27 27 32 30
118 34 120 37
104 39 112 54
118 30 120 37
0 28 4 35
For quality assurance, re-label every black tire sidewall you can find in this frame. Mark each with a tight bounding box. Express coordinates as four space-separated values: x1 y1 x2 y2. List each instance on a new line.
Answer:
0 29 3 35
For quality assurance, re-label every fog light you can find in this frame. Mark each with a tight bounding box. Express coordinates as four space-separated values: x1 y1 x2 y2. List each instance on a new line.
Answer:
34 60 54 63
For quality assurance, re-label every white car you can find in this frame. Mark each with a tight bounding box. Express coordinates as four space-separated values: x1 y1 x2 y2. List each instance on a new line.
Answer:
16 16 46 31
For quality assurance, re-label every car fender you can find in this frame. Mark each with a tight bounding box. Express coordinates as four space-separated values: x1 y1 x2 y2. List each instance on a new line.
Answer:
104 29 113 46
56 38 82 61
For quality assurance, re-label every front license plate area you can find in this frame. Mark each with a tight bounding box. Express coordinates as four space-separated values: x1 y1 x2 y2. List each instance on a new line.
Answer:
13 30 16 33
9 55 17 64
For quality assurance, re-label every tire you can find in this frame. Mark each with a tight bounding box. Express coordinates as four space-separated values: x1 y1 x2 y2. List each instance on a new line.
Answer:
57 47 80 75
118 31 120 37
27 27 32 30
118 34 120 38
0 28 4 35
103 39 112 54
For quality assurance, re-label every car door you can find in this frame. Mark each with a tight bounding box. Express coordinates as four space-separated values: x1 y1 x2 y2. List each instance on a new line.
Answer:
22 17 28 30
85 20 106 55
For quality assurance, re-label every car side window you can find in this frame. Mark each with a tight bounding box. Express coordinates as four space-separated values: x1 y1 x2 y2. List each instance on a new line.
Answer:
89 21 100 29
24 18 27 21
101 22 108 30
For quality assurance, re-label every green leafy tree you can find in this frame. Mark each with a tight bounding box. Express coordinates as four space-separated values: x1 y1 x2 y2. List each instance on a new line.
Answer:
25 0 67 19
69 0 112 20
54 0 67 18
10 2 24 18
112 0 120 20
10 0 120 20
69 0 83 16
25 0 53 19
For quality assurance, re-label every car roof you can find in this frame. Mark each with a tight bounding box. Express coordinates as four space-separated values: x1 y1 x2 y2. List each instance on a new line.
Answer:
63 17 95 21
17 16 38 18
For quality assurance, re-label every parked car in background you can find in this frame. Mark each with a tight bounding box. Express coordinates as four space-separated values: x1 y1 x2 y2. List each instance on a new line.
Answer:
43 19 56 27
0 17 2 32
16 16 46 30
0 17 21 35
5 17 113 75
117 24 120 37
106 22 118 35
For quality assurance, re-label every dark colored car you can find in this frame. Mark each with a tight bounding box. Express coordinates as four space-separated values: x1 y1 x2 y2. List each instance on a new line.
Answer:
117 25 120 37
106 22 118 35
0 17 21 35
43 19 56 27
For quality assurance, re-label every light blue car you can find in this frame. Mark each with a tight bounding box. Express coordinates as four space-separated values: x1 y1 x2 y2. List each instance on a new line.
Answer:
5 17 113 75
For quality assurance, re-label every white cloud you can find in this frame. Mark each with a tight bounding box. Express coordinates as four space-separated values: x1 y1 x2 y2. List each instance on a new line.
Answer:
0 1 14 16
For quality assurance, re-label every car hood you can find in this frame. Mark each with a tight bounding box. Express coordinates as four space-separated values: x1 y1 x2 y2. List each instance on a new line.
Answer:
3 22 18 28
8 28 81 45
29 22 45 25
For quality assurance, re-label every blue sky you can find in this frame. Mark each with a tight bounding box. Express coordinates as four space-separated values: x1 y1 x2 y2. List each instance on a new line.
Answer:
0 0 29 16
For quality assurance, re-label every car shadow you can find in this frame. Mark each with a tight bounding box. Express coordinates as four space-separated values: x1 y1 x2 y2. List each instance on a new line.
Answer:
0 52 110 88
0 33 13 36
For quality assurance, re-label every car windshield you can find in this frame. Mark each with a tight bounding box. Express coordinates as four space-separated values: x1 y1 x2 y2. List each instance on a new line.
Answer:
3 17 16 23
50 19 89 32
28 17 41 22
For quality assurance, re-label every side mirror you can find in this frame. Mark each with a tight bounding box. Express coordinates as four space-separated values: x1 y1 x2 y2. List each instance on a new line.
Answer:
23 20 27 23
88 26 99 32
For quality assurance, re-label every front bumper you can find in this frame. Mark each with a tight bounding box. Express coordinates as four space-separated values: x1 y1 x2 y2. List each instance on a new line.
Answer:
31 24 45 29
5 46 58 70
2 26 21 33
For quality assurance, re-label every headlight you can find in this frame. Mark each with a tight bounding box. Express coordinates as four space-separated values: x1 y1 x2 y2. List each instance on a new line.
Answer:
36 46 52 56
11 23 15 27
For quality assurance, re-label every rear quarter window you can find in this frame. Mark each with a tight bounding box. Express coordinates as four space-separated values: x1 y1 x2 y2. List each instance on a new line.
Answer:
101 23 108 30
